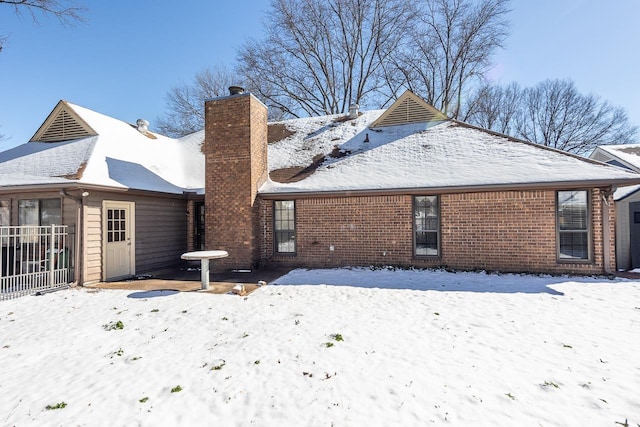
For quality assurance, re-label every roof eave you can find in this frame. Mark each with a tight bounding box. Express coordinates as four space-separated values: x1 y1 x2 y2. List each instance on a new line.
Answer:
0 181 202 199
0 181 84 195
258 178 640 200
0 181 138 196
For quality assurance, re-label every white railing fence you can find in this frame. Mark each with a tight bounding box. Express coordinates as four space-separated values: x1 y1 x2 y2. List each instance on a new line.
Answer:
1 225 72 301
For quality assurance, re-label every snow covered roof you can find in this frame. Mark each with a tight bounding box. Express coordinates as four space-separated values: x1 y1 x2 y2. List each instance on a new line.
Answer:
262 109 640 195
0 101 205 195
2 95 639 197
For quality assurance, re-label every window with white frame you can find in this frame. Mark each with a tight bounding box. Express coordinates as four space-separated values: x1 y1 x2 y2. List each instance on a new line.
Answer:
274 200 295 254
414 195 439 256
557 190 590 261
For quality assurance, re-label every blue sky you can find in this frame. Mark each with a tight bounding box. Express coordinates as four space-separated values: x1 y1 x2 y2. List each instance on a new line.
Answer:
0 0 638 151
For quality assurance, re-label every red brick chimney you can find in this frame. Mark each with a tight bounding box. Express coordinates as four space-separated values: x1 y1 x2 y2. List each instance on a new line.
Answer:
204 88 268 269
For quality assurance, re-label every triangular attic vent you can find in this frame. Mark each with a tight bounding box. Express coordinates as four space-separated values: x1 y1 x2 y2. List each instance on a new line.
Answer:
371 90 447 128
590 151 611 163
30 101 97 142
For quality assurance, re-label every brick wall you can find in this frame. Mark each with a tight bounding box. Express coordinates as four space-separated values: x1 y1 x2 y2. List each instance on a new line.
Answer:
260 188 615 275
204 93 268 269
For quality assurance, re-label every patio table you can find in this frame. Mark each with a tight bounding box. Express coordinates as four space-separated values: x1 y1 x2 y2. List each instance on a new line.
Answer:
181 250 228 290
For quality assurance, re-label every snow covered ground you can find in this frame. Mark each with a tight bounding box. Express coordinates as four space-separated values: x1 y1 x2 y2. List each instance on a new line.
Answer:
1 267 639 426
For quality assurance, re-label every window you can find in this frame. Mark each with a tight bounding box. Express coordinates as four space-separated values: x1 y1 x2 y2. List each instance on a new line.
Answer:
274 200 295 254
18 198 62 244
0 200 8 227
18 199 61 226
0 200 9 245
414 196 439 256
557 190 590 261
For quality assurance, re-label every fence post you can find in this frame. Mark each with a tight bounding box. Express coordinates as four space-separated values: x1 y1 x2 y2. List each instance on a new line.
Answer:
49 224 55 287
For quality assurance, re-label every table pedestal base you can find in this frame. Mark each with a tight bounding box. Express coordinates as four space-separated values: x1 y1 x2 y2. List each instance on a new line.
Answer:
200 258 209 290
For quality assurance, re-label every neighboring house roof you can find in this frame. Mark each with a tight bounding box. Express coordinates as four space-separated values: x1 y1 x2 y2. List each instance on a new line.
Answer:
590 144 640 200
0 101 205 195
591 144 640 172
262 93 640 196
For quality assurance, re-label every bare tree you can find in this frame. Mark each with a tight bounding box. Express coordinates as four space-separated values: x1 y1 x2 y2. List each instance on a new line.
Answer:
394 0 510 117
164 0 510 127
460 81 520 134
517 79 636 154
464 79 637 154
156 66 237 137
1 0 84 21
237 0 412 117
1 0 86 140
0 0 85 51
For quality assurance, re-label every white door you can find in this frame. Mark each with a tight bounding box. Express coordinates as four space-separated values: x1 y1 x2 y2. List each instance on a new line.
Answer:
103 201 135 280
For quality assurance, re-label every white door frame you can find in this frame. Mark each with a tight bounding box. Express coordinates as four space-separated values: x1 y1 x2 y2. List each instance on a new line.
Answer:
102 201 136 281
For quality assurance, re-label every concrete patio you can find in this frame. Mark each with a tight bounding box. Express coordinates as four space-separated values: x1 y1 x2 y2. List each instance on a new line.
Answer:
85 265 293 296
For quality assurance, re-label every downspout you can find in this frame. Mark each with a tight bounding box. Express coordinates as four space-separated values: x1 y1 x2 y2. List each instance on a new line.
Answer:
601 187 615 277
61 190 83 286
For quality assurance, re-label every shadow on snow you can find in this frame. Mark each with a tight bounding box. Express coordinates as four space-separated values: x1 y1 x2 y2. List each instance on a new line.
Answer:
269 268 616 295
127 289 180 299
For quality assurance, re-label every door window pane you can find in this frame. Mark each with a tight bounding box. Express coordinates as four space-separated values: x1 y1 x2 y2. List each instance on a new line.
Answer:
107 208 127 243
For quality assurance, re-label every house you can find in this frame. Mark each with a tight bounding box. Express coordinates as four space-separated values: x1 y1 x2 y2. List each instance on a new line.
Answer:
204 89 640 275
0 100 206 286
3 90 640 290
590 144 640 270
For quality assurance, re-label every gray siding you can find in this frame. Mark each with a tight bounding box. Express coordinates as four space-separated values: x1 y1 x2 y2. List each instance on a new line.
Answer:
1 189 189 284
82 191 188 283
134 197 188 272
616 191 640 271
84 198 103 284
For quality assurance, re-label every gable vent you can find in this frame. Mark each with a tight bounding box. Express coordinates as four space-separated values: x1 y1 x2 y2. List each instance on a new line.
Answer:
37 109 91 142
371 90 448 129
30 101 97 143
590 151 610 163
375 98 441 127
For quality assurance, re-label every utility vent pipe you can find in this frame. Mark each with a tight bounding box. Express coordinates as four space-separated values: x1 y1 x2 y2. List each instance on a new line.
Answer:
348 104 359 119
136 119 149 134
229 86 245 95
